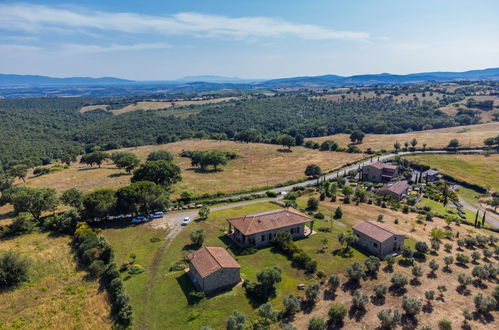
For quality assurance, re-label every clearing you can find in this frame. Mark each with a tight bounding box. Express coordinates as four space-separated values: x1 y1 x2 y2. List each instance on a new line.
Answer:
23 140 364 196
406 153 499 191
305 122 499 151
0 232 111 329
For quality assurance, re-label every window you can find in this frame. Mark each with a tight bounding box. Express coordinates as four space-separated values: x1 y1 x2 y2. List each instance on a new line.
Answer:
373 242 378 248
261 235 265 242
268 233 272 241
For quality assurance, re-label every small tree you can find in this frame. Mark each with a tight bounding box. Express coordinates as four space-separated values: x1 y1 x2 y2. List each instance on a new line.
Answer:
444 243 453 253
258 302 277 323
402 295 421 316
401 246 413 260
9 186 59 220
443 256 453 271
346 261 365 282
61 188 84 210
447 139 460 150
373 284 388 298
338 231 358 251
425 290 435 305
390 273 408 289
198 206 210 220
431 240 440 252
305 164 322 179
282 295 301 316
0 251 32 289
352 289 369 310
307 197 319 211
365 256 381 276
308 317 325 330
227 311 246 330
327 275 340 294
189 229 206 248
306 283 320 303
277 134 296 150
456 253 470 265
437 285 447 299
471 251 481 262
458 273 472 289
334 206 343 219
429 259 439 274
328 304 347 325
415 241 429 256
438 319 452 330
341 186 354 203
471 265 489 283
412 265 423 281
385 255 396 271
474 293 496 314
377 308 402 329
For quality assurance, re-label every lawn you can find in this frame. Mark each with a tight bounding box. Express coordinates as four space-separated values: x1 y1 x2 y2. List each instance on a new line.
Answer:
418 198 484 227
23 140 364 196
407 153 499 191
0 232 111 329
305 122 499 152
102 201 369 329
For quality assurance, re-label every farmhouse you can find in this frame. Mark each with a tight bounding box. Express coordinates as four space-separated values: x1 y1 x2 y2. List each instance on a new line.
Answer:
422 169 443 182
377 180 410 201
187 247 241 293
352 221 405 257
226 207 314 248
362 161 398 182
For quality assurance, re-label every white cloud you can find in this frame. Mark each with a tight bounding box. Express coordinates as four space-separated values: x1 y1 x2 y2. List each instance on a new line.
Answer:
0 44 41 52
59 42 171 54
0 3 369 42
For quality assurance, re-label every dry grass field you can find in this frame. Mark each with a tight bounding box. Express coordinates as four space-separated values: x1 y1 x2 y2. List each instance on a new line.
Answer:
292 195 499 330
80 97 237 115
23 140 364 196
306 122 499 151
406 153 499 191
0 232 111 329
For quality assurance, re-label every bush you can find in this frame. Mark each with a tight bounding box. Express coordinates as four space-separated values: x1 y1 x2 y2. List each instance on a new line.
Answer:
0 251 32 288
346 262 365 282
402 295 421 316
373 284 388 298
10 212 35 235
313 212 325 220
438 319 452 330
474 293 496 314
128 264 145 275
415 241 429 255
306 283 320 303
227 311 246 330
329 304 347 325
307 197 319 211
265 191 277 198
378 309 401 329
283 295 301 316
88 260 107 278
352 289 369 309
327 275 340 293
308 317 326 330
390 273 408 289
364 256 381 276
190 229 206 248
456 253 470 264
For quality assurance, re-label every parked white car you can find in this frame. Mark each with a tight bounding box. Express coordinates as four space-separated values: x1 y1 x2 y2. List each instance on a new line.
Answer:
181 217 191 225
148 212 164 219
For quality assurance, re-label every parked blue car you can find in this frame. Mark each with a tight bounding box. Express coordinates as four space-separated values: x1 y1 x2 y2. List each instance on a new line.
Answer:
131 216 147 224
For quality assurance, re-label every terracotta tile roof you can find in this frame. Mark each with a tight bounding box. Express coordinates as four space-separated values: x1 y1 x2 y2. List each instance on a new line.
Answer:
379 180 410 195
352 221 404 242
188 247 240 278
365 161 397 170
227 207 312 236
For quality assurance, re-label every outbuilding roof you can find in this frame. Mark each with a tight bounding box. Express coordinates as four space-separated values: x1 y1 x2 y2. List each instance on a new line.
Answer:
187 247 240 278
352 221 404 242
365 161 397 170
379 180 410 195
227 207 312 236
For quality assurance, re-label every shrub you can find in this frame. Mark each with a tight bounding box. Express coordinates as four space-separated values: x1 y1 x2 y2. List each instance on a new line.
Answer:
390 273 408 289
307 197 319 211
456 253 470 264
373 284 388 298
412 265 423 279
306 283 320 303
128 264 145 275
443 256 453 269
352 289 369 309
313 213 325 220
402 295 421 316
483 248 492 259
444 243 453 252
471 265 489 282
377 309 401 329
438 319 452 330
88 260 107 278
308 317 325 330
431 240 440 252
346 262 365 282
283 295 301 316
471 251 481 261
385 255 396 269
0 251 32 288
227 311 246 330
425 290 435 303
327 275 340 294
474 293 496 314
265 191 277 198
464 237 477 249
429 259 439 273
190 229 206 248
364 256 381 276
458 273 472 289
415 241 429 255
10 212 35 235
334 207 342 219
401 246 413 259
329 304 347 324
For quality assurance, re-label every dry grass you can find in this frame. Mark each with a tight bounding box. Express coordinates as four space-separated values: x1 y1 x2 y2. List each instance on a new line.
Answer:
306 122 499 151
80 97 237 115
406 153 499 191
23 140 364 196
0 232 111 329
293 196 499 330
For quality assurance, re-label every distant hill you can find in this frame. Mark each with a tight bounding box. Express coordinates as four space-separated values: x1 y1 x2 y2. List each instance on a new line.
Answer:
175 75 261 84
0 74 134 86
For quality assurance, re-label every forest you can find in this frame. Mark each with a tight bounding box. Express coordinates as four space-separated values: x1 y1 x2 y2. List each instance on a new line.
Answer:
0 93 481 168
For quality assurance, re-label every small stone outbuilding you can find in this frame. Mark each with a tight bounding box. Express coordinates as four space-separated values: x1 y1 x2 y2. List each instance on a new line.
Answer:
187 247 241 293
377 180 410 201
352 221 405 257
226 207 314 248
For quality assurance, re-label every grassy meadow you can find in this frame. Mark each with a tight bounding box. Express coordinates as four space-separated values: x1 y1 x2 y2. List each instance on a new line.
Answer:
0 232 111 329
305 122 499 151
407 153 499 191
23 140 364 196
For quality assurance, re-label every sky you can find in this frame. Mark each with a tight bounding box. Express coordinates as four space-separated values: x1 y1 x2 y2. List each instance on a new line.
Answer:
0 0 498 80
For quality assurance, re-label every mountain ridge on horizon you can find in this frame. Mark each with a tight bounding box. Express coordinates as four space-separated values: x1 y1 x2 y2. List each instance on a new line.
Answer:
1 67 499 88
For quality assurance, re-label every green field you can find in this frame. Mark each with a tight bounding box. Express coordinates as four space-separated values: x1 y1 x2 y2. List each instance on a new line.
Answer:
102 201 366 329
407 154 499 191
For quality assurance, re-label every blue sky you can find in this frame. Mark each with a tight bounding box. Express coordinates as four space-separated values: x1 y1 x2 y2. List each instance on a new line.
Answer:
0 0 498 80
